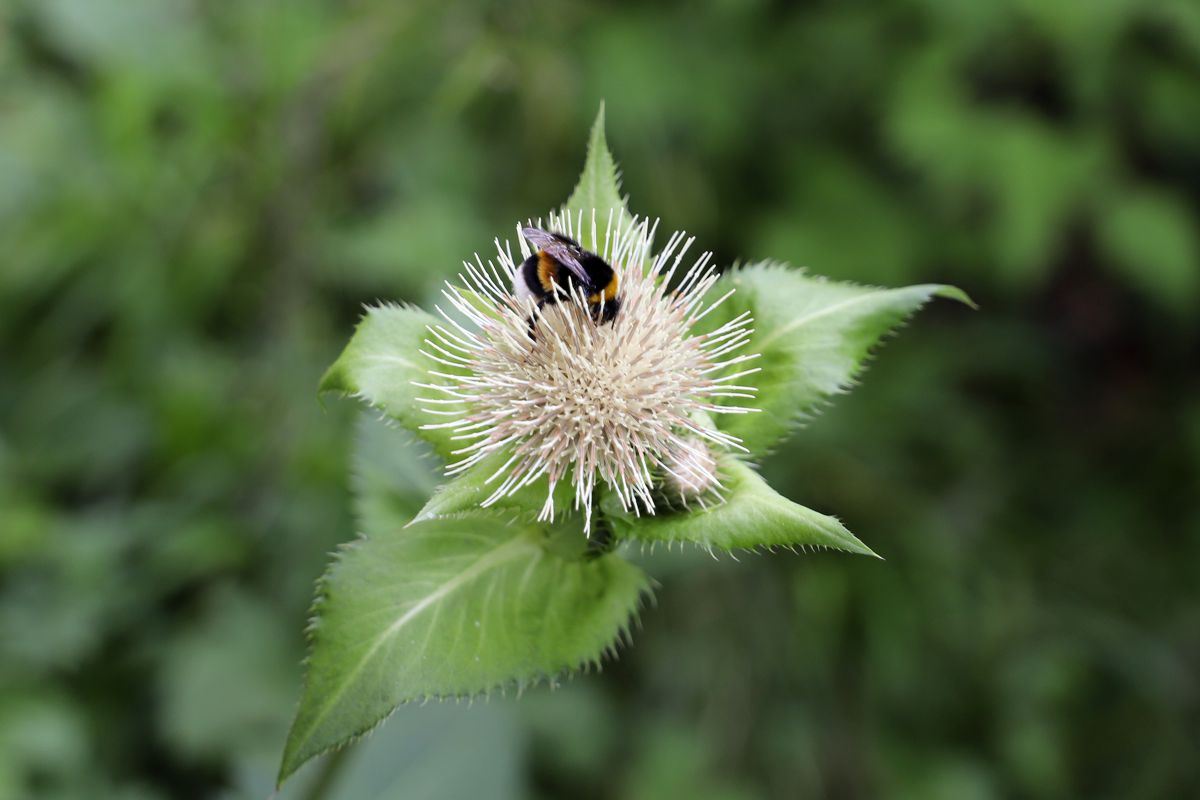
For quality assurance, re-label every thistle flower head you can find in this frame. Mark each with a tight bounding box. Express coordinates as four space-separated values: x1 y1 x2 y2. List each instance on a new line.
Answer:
418 211 758 532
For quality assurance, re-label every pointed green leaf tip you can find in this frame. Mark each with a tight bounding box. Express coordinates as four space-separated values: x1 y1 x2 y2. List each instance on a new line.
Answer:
277 513 650 785
603 455 879 557
694 265 974 456
562 102 631 252
319 304 469 462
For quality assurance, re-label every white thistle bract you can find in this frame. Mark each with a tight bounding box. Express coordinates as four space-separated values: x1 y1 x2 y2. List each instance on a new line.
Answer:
417 211 759 533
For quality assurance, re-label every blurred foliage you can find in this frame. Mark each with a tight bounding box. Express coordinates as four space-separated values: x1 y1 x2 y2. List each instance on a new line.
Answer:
1 0 1198 798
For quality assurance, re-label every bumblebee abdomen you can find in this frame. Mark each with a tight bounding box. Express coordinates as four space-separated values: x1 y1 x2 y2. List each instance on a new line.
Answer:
515 234 621 326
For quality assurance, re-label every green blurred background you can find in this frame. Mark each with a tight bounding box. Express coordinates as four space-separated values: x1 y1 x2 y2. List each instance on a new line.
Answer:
3 0 1199 798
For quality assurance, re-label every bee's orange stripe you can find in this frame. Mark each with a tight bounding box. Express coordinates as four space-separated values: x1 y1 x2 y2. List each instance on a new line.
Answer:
603 274 618 300
588 274 619 304
536 252 558 292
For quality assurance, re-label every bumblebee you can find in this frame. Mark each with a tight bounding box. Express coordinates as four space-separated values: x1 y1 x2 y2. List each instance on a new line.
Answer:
515 227 620 324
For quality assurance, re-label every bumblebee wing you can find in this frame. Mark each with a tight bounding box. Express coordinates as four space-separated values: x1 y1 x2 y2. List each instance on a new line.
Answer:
521 227 562 251
521 227 591 286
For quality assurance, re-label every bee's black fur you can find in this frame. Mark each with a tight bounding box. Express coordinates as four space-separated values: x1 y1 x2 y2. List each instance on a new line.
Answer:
596 295 620 323
519 252 614 303
518 231 620 335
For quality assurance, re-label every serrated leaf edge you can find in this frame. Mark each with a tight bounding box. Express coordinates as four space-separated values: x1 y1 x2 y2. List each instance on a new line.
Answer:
562 101 628 221
724 263 973 456
277 525 653 787
609 455 880 558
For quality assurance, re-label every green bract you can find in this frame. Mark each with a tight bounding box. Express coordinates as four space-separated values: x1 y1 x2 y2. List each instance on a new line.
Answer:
278 513 648 781
601 455 878 556
697 266 974 455
280 106 971 785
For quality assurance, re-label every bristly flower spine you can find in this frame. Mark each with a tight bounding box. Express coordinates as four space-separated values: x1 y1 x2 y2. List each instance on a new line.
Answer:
416 209 759 533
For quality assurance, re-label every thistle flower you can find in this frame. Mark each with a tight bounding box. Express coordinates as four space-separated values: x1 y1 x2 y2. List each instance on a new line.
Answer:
416 211 760 532
286 110 963 787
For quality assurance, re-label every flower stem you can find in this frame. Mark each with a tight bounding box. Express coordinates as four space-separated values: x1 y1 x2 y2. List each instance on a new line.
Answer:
586 497 615 558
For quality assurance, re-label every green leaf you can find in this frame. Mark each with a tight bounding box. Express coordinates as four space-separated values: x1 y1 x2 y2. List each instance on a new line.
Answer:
603 455 877 557
413 450 574 525
277 514 649 785
321 303 465 461
702 264 972 455
561 103 631 252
